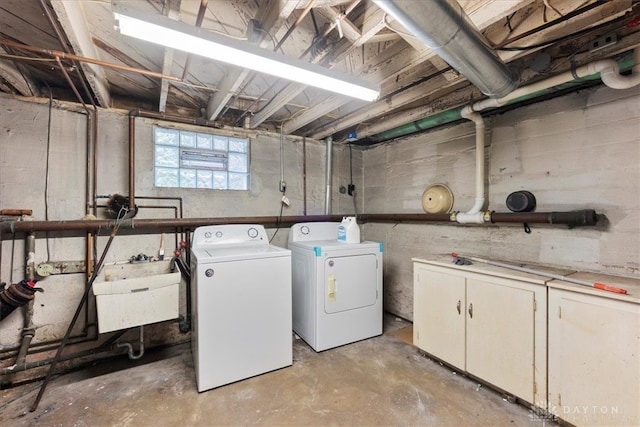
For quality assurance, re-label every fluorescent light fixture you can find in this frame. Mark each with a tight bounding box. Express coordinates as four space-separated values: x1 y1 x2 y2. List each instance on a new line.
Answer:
113 10 379 102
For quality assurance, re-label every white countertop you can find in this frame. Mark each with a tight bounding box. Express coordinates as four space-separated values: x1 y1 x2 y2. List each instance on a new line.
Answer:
413 256 640 304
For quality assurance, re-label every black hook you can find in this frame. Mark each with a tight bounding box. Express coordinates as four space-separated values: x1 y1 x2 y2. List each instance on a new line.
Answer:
523 223 531 234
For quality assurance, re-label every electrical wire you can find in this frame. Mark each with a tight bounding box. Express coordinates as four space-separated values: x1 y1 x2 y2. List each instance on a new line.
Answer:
44 82 53 261
496 14 625 52
269 202 285 244
496 3 625 51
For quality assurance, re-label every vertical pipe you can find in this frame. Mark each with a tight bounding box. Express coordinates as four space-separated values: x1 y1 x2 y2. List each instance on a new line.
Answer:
15 233 36 366
302 136 307 216
455 107 487 224
129 113 136 211
324 137 333 215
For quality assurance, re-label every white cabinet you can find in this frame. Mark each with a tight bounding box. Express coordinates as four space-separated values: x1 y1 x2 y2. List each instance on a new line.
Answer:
413 260 548 405
413 267 466 369
547 281 640 427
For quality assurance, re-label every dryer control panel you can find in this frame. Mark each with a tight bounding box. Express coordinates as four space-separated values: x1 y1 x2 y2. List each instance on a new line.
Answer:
192 224 268 249
289 222 340 243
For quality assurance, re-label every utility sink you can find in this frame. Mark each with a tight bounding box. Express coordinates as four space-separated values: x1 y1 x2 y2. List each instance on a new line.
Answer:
93 260 180 333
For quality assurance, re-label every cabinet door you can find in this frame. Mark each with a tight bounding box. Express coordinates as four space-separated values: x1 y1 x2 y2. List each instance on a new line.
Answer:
414 267 466 370
548 288 640 427
466 278 536 402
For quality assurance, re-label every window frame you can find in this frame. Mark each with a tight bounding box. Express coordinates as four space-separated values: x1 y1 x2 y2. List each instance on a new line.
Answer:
153 125 251 191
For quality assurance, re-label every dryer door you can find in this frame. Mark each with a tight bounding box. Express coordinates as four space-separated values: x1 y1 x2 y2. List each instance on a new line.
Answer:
324 254 378 314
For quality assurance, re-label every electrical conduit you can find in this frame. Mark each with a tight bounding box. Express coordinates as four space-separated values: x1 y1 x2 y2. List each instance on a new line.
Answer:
325 137 333 214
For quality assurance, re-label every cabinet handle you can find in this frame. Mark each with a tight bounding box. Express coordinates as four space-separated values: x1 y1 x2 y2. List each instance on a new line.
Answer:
468 303 473 318
456 300 461 315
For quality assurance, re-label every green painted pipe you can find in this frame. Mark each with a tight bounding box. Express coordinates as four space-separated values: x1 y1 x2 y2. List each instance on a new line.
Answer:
368 58 634 143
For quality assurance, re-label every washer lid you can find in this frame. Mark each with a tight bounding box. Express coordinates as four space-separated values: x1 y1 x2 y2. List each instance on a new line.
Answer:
193 244 290 263
422 183 454 214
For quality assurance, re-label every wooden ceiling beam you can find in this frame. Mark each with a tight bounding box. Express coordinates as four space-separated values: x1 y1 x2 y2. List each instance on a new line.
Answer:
0 47 39 96
249 1 384 129
158 0 182 113
205 0 298 121
50 0 111 106
302 0 541 138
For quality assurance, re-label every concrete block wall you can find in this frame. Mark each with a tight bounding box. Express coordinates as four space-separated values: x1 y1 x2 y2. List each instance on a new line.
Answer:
360 85 640 320
0 94 359 353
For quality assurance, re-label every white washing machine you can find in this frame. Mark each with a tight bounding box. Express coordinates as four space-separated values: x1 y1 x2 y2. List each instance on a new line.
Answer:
190 224 292 392
288 222 383 352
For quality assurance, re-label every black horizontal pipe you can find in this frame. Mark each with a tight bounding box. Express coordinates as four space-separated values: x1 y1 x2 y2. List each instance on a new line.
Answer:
0 210 598 235
490 209 598 226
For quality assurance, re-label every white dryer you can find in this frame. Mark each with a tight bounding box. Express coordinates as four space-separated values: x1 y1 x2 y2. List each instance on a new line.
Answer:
190 224 292 392
288 222 383 352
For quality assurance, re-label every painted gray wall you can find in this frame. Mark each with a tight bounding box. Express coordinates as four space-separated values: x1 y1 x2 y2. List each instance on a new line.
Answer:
361 85 640 320
1 84 638 351
0 95 359 351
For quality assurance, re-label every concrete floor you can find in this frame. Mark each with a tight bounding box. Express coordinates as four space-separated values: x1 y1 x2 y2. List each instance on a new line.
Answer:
1 316 553 426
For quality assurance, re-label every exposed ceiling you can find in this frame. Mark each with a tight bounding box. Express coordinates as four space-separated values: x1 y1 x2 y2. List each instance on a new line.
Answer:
1 0 639 144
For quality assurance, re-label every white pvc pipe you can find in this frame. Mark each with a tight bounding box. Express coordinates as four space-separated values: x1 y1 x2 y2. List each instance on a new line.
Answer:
324 136 333 215
471 47 640 112
455 107 487 224
454 47 640 225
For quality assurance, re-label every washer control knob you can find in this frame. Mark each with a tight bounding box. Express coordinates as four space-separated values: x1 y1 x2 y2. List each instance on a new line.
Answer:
248 227 259 238
215 231 223 238
205 269 214 277
300 225 310 235
204 231 212 238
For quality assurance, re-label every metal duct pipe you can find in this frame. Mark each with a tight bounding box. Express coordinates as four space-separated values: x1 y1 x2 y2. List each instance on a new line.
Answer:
325 137 333 214
373 0 518 98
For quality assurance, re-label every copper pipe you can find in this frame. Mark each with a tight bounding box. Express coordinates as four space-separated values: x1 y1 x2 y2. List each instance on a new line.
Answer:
276 0 316 52
56 57 90 114
0 211 599 235
0 39 182 82
129 109 223 128
55 54 97 284
181 0 209 80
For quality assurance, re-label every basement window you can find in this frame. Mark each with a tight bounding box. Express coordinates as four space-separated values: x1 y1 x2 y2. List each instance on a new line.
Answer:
154 126 250 190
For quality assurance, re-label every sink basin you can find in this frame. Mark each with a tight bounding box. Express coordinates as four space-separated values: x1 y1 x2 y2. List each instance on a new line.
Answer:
93 260 180 333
